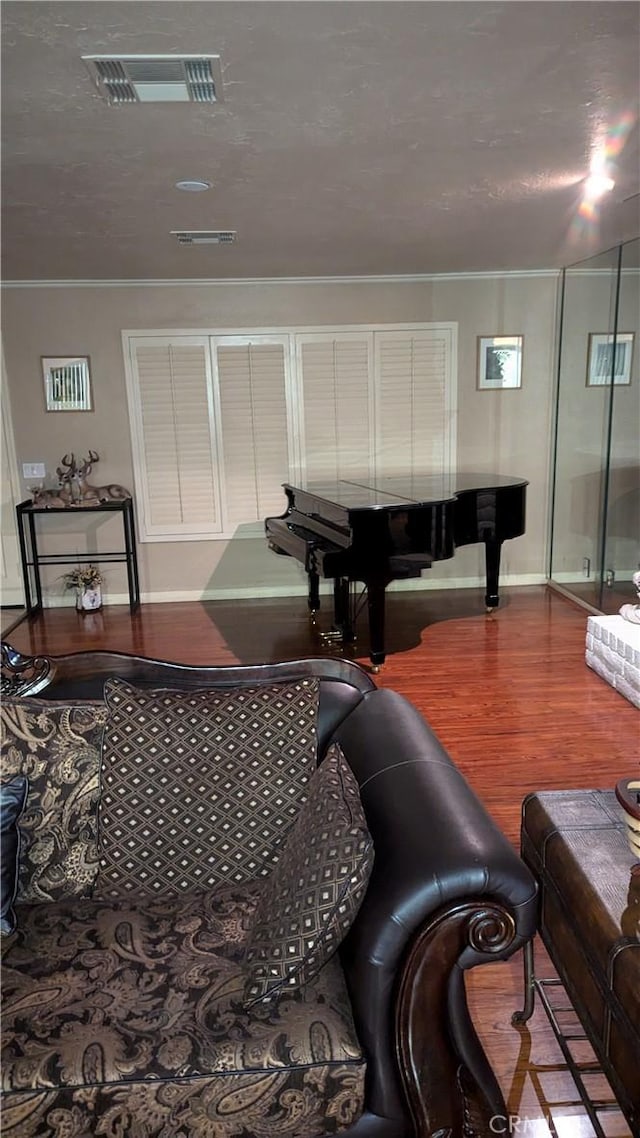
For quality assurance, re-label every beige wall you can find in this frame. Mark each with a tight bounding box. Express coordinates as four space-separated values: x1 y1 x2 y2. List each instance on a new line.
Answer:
1 274 558 605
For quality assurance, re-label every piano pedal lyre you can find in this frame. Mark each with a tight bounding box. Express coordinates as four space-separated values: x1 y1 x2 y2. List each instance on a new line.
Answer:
317 580 368 654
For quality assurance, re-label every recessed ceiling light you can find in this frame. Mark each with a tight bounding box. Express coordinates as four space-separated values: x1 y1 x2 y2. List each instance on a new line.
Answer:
175 180 212 192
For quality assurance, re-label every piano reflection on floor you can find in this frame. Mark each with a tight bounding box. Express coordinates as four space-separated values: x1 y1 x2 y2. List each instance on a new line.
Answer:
265 474 528 670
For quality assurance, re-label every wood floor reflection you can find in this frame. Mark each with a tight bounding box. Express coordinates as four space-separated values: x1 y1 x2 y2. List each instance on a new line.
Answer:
3 584 637 1136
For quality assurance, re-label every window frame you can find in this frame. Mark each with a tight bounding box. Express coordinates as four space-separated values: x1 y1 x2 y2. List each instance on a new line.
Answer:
122 323 457 543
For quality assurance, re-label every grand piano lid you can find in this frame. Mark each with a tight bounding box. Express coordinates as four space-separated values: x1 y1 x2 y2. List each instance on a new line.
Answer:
372 473 529 497
283 473 528 511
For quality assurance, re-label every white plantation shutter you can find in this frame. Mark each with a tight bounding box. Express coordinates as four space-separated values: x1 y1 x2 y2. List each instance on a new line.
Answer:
124 323 456 543
374 329 455 478
127 338 221 538
297 334 373 482
215 340 291 528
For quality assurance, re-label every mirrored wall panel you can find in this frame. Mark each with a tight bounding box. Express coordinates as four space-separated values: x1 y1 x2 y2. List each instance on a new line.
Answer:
550 238 639 613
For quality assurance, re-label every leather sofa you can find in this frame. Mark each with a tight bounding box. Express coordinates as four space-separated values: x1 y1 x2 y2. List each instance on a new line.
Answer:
0 643 538 1138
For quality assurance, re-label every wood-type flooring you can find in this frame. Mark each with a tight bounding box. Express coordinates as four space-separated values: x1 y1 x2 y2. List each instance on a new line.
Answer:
3 584 638 1137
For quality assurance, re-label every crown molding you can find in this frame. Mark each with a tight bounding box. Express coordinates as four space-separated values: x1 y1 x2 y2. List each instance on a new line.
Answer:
1 269 561 289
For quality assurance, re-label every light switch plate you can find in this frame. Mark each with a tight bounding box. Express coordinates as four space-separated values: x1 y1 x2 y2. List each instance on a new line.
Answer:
22 462 46 479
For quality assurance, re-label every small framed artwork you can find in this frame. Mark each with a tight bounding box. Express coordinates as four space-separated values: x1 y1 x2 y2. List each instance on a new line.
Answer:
477 335 523 390
586 333 634 387
42 355 93 411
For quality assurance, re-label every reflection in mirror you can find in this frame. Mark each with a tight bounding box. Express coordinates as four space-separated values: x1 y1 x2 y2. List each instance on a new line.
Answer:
550 237 639 615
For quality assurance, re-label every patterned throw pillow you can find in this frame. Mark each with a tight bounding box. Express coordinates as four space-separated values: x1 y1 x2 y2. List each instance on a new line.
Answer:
94 677 320 899
0 776 28 935
242 742 374 1005
0 699 107 902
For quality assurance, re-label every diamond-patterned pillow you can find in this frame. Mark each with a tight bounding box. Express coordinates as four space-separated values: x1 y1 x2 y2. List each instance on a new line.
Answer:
242 742 374 1005
93 677 319 899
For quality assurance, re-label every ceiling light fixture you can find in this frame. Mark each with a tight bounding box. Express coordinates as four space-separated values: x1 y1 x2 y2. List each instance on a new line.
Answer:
583 172 615 199
82 55 224 105
175 180 212 192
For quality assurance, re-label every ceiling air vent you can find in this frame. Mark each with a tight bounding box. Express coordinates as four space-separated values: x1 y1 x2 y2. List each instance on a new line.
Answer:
82 55 224 105
171 231 237 245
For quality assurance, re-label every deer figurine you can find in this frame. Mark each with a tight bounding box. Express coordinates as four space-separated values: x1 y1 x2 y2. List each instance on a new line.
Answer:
30 454 78 507
30 485 73 508
56 453 82 504
75 451 131 505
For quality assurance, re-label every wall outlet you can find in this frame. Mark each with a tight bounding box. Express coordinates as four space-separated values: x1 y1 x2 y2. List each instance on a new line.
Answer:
22 462 46 480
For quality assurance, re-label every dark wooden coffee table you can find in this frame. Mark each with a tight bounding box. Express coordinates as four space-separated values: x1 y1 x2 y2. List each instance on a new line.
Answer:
515 789 640 1136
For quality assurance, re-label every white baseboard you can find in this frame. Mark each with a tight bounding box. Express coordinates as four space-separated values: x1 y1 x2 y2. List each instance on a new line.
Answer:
552 569 637 585
40 572 547 607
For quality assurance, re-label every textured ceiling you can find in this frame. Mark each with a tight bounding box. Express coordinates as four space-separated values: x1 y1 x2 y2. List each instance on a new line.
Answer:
2 1 639 282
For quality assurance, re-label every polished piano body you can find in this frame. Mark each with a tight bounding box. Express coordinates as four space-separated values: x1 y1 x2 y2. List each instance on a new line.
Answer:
265 474 528 669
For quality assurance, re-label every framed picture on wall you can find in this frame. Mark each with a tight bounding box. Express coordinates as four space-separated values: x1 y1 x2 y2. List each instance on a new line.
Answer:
586 333 634 386
477 335 523 390
42 355 93 411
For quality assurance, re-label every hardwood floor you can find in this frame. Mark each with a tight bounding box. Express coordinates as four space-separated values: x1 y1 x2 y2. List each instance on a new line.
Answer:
2 584 638 1136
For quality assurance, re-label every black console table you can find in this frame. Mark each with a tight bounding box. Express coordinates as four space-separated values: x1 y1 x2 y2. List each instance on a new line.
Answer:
16 498 140 615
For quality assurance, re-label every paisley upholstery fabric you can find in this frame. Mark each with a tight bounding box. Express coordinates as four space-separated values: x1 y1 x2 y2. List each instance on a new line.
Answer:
0 700 107 903
94 678 320 899
0 777 28 936
1 887 366 1138
243 743 374 1004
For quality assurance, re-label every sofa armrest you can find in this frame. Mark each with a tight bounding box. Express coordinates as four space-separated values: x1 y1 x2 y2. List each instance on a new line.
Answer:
333 688 538 1136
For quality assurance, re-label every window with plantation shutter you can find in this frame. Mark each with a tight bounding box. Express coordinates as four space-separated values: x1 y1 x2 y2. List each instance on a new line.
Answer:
374 328 456 478
214 339 291 529
296 334 373 482
125 338 222 539
123 323 456 543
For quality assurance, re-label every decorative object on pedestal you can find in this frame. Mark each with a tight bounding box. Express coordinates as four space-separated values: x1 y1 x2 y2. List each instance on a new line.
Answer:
71 450 132 505
29 452 131 508
619 568 640 625
62 565 104 612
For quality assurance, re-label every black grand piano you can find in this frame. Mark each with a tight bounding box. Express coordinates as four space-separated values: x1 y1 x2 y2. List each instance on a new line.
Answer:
265 474 528 669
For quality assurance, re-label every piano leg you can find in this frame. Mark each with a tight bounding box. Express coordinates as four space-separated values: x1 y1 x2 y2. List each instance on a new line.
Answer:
307 571 320 614
334 578 355 642
484 538 502 611
367 577 388 671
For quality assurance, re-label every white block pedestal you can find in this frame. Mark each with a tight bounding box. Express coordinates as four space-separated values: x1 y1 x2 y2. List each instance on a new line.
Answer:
586 614 640 709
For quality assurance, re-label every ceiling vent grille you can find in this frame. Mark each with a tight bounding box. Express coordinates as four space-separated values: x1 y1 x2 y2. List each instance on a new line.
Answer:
82 55 223 105
171 230 237 245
